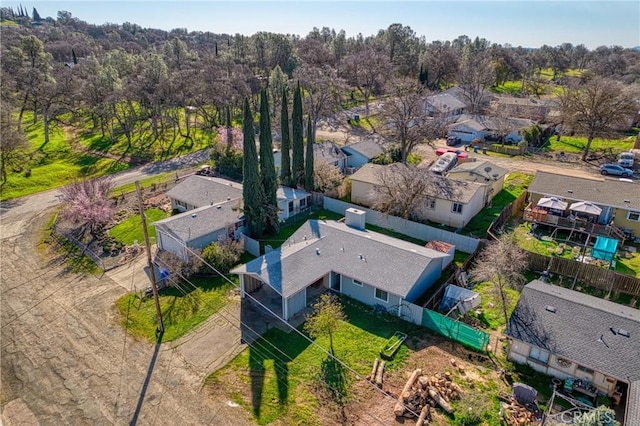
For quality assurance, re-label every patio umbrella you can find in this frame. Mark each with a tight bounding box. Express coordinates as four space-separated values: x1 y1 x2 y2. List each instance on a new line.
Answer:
537 197 568 210
569 201 602 216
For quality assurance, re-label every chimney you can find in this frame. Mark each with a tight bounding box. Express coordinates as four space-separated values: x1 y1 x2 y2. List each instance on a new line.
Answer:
345 208 366 230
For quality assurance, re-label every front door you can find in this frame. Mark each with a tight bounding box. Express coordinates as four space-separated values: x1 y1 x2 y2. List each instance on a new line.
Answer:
331 273 341 292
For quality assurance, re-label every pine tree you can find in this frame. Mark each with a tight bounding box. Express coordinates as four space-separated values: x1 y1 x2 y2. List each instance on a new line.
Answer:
225 106 233 152
259 88 279 235
291 82 305 187
280 88 292 186
32 7 41 21
242 98 266 237
305 115 315 191
72 49 77 65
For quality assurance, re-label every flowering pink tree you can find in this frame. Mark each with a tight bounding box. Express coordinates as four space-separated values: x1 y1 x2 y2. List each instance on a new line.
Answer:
216 126 243 152
60 176 116 238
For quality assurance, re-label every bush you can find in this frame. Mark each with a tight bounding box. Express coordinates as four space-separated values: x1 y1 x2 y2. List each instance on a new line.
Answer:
201 238 244 274
211 147 243 181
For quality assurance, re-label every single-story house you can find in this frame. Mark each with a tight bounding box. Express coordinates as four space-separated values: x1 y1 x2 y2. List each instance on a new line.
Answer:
424 93 467 119
232 211 447 320
491 96 555 121
274 140 349 172
277 186 310 221
341 140 385 169
447 160 508 205
506 280 640 424
349 164 485 228
526 171 640 237
441 86 495 112
447 114 535 144
166 175 242 213
154 199 246 260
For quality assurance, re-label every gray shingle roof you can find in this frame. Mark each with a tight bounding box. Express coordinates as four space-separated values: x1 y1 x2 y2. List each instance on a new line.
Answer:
342 140 384 160
166 175 242 208
232 220 446 299
426 93 467 113
349 164 484 203
528 171 640 211
506 280 640 382
448 160 508 181
313 141 347 163
154 199 243 243
451 114 535 132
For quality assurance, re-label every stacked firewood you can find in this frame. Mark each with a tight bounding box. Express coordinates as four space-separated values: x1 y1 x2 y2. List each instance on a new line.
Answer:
499 395 541 425
393 369 462 425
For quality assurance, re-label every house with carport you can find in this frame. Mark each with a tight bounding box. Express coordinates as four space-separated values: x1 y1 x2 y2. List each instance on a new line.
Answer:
231 211 448 321
506 280 640 424
349 164 486 228
447 114 535 144
424 93 467 119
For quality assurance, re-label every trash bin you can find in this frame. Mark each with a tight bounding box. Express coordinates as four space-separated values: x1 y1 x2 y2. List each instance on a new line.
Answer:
354 114 360 122
482 147 487 154
473 145 479 153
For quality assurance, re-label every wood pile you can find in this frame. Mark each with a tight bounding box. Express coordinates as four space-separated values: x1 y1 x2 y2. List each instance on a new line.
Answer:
499 397 541 425
366 358 385 388
393 369 462 422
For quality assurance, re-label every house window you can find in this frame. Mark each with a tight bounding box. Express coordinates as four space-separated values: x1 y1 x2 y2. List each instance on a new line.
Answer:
288 201 294 213
627 211 640 222
353 279 363 287
529 346 550 364
425 197 436 210
577 365 594 375
452 203 463 214
374 288 388 303
300 198 307 208
176 200 187 209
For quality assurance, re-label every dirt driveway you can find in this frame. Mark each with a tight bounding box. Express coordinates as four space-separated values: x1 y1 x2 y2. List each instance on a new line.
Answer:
0 207 251 425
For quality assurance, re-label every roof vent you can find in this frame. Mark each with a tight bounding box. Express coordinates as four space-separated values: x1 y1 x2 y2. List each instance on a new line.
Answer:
316 248 321 255
191 213 197 218
567 190 573 194
618 329 630 337
303 235 307 240
216 205 222 209
624 199 631 203
545 305 556 313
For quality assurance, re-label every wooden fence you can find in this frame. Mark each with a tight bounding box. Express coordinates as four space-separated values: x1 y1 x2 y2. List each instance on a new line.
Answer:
527 251 640 297
487 191 528 240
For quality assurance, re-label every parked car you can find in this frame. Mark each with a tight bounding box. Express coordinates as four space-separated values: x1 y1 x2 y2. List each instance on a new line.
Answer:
446 135 461 146
599 163 634 177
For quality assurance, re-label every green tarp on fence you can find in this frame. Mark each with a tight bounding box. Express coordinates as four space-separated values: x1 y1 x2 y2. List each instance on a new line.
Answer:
421 309 490 352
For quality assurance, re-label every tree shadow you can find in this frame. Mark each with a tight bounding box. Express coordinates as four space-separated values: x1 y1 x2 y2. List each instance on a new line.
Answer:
319 354 349 406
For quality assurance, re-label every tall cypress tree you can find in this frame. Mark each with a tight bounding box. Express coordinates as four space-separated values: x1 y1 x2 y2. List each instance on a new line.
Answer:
280 88 292 186
225 106 233 152
291 82 305 187
305 115 315 192
242 97 266 237
259 88 279 235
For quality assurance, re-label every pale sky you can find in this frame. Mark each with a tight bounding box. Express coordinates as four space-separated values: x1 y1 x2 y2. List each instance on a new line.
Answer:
5 1 640 49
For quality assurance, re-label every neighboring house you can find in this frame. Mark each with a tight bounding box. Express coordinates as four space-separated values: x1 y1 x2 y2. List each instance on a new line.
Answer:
491 96 555 121
277 186 311 221
341 140 385 169
447 114 535 144
349 164 485 228
166 175 242 213
442 86 495 112
447 160 508 205
525 171 640 238
314 140 349 171
232 210 447 320
506 280 640 424
154 200 246 260
425 240 456 269
424 93 467 119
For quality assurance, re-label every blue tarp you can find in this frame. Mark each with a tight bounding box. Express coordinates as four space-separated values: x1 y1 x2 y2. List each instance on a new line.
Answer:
592 236 618 262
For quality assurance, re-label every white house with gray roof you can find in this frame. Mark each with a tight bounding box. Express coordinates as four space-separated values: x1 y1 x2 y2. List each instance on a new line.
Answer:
506 280 640 424
231 213 447 321
166 175 242 213
448 114 534 144
341 140 385 169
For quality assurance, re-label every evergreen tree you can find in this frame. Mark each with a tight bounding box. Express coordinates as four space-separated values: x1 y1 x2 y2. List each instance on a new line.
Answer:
291 82 305 187
72 49 78 65
32 7 41 21
259 88 279 235
225 106 233 152
242 98 266 237
305 115 315 191
280 88 292 186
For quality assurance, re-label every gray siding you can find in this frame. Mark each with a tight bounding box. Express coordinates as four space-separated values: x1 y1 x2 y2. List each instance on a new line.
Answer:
405 260 442 302
341 276 400 310
342 149 369 168
286 289 307 320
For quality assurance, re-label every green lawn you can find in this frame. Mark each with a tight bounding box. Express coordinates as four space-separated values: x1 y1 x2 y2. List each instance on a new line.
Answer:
115 274 236 342
462 172 533 238
206 296 418 425
109 208 169 246
470 280 520 331
491 81 523 95
544 135 634 155
1 113 129 201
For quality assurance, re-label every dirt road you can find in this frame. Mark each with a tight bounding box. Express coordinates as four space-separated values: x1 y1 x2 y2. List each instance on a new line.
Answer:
0 207 250 425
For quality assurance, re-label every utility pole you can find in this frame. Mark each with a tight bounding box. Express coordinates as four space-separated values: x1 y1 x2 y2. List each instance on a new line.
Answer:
135 181 164 335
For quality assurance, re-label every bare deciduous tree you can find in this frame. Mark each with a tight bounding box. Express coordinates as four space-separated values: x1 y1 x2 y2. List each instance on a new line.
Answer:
379 78 446 164
559 76 637 161
470 233 528 327
457 55 494 114
0 107 29 188
313 160 343 194
342 46 390 116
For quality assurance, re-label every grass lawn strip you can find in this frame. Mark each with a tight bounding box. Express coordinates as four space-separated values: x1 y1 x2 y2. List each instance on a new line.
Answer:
109 208 169 246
